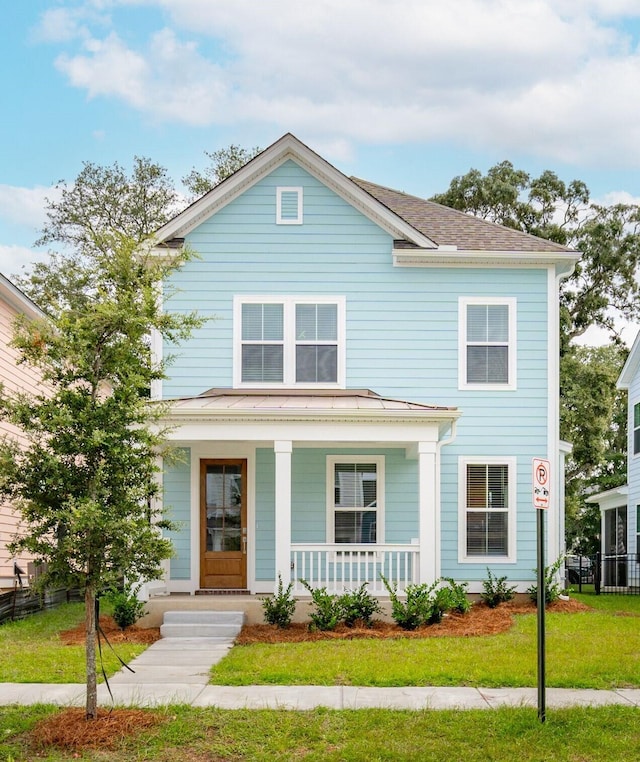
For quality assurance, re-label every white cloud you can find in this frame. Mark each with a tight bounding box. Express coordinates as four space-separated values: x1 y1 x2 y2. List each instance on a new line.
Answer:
0 245 48 278
38 0 640 167
0 185 56 231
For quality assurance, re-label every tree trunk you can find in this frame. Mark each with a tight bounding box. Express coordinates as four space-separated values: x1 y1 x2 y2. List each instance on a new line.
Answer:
85 584 98 719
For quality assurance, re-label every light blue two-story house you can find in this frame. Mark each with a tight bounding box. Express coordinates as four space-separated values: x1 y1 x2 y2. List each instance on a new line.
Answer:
148 133 577 599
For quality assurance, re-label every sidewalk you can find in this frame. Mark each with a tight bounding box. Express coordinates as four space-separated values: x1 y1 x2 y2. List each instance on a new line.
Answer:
2 636 639 710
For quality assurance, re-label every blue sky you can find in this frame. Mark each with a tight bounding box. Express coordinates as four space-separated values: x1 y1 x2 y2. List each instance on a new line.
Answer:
3 0 640 284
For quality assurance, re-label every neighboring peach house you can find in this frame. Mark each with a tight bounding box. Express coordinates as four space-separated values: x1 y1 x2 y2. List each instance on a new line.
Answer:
0 272 45 589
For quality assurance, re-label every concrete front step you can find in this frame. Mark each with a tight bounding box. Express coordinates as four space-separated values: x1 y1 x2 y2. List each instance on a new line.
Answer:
160 610 245 639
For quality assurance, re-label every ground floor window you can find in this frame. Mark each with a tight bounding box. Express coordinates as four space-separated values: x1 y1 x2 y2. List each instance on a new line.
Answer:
327 456 385 543
459 456 516 562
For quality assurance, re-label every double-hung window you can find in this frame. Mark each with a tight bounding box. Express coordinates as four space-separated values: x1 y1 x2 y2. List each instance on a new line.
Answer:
327 456 384 544
459 457 516 562
634 403 640 455
459 297 516 390
235 296 345 386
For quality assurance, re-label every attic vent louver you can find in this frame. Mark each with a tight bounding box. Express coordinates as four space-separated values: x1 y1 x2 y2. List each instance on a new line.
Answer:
277 186 303 224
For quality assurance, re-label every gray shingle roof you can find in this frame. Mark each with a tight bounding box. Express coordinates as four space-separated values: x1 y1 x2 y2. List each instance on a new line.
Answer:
351 177 575 254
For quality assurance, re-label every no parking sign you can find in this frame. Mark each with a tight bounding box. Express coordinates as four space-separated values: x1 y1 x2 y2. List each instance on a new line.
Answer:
532 458 550 510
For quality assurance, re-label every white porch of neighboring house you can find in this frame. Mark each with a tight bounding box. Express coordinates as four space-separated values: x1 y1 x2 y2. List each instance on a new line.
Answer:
156 389 459 597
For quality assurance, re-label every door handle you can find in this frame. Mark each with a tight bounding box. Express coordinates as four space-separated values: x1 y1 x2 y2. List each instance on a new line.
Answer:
242 537 247 555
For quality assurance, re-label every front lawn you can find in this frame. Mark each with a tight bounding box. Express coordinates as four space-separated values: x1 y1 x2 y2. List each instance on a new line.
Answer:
1 704 639 761
0 602 148 683
210 595 640 689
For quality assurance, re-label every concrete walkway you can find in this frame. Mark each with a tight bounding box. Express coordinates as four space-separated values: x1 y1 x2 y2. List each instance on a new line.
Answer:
2 635 640 711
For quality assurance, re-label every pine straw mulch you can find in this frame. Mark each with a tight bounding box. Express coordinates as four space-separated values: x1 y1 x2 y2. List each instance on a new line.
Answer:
59 614 161 645
29 707 165 753
235 597 591 644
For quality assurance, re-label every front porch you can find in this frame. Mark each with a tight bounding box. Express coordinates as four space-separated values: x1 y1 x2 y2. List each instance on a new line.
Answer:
160 388 460 597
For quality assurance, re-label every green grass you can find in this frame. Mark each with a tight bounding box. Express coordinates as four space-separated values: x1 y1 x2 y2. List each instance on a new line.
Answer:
1 704 640 761
0 602 148 683
210 596 640 689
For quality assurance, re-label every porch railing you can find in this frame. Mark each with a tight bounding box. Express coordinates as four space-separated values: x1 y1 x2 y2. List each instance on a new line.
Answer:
290 544 419 595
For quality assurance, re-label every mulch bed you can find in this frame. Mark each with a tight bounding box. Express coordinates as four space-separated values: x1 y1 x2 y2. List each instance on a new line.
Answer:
60 615 161 645
29 707 165 753
235 597 591 644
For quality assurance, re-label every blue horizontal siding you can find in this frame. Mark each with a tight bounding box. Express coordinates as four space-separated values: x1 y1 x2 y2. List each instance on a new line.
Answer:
163 449 191 581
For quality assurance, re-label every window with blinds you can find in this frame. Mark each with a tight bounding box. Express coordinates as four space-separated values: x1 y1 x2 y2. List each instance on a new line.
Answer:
459 298 516 390
236 297 344 385
459 458 515 561
295 303 338 383
332 461 379 543
634 403 640 455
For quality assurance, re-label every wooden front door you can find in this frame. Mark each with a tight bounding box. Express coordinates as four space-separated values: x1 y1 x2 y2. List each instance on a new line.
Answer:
200 459 247 589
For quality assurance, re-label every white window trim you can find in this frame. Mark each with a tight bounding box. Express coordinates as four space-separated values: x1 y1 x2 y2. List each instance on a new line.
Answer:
233 295 346 388
326 455 385 543
276 186 303 224
458 456 517 564
458 297 517 391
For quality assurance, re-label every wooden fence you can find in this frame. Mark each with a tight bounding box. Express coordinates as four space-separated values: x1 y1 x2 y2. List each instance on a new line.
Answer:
0 587 82 625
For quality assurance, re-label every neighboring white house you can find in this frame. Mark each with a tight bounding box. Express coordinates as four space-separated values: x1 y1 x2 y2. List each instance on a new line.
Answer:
587 330 640 590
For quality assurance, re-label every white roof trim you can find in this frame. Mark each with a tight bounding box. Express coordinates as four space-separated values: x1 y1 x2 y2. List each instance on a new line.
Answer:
153 134 437 250
393 249 580 270
0 272 44 320
617 328 640 389
585 484 628 504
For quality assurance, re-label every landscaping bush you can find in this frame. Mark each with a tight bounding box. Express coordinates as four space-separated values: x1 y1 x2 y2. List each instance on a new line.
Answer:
105 583 145 630
440 578 471 614
300 581 344 631
262 574 296 628
481 569 517 608
380 575 440 630
340 583 381 627
528 556 565 606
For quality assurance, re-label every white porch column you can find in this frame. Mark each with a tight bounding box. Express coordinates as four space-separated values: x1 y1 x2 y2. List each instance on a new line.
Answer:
418 441 438 584
274 440 293 587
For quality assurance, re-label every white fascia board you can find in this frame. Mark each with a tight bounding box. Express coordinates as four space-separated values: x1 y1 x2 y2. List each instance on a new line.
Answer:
0 273 45 320
617 328 640 389
153 134 436 250
393 249 580 269
585 485 628 506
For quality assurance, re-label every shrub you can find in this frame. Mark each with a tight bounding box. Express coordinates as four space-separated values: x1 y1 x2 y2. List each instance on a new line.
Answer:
439 578 471 615
481 569 517 608
528 555 565 606
300 580 344 631
380 574 439 630
340 583 381 627
106 582 145 630
262 574 296 628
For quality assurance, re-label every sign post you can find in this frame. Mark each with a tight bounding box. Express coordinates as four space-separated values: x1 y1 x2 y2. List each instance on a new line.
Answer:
533 457 550 724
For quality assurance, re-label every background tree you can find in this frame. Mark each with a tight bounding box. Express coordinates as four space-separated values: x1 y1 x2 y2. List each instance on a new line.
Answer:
0 234 202 719
432 163 640 350
182 144 261 198
433 163 637 550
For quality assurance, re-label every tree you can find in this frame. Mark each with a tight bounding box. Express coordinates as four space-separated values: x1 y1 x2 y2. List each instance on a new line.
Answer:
561 344 628 553
432 163 640 350
0 234 202 719
182 144 261 198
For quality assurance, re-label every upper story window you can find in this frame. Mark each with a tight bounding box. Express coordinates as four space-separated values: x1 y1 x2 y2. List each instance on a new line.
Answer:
459 297 517 390
276 187 303 224
234 296 345 387
634 403 640 455
458 456 516 563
